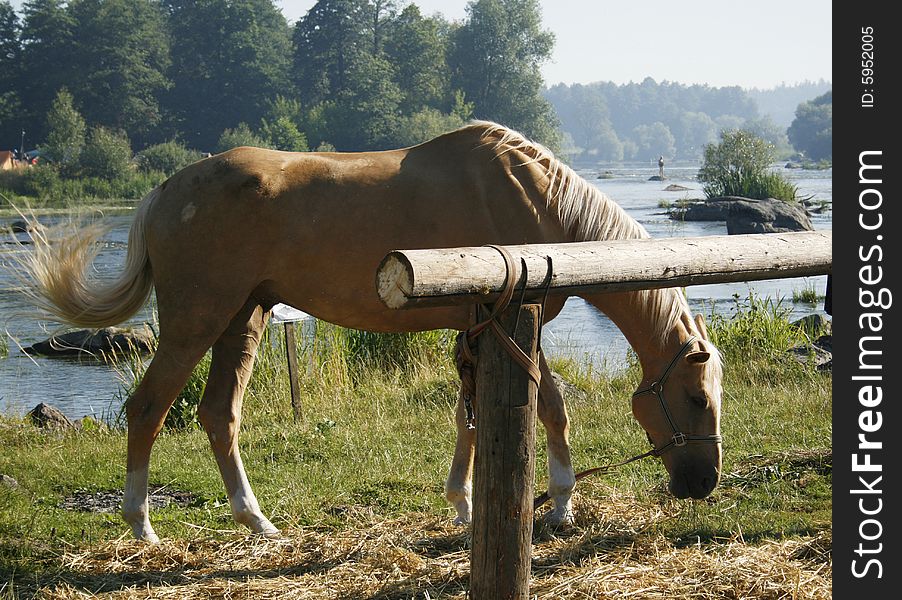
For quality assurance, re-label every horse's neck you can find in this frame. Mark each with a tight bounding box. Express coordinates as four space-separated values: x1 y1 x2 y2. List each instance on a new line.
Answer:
582 288 692 373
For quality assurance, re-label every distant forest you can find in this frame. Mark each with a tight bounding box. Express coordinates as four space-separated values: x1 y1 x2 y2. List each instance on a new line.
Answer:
0 0 830 164
545 79 832 163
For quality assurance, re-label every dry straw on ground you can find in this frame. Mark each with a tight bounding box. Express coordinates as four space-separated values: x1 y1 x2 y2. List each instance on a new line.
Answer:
14 484 831 600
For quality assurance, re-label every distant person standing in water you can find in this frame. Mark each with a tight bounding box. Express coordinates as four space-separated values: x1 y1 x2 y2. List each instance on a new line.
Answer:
658 155 665 179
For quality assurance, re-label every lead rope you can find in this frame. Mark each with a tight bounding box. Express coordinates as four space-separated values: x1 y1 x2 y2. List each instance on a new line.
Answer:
455 246 551 430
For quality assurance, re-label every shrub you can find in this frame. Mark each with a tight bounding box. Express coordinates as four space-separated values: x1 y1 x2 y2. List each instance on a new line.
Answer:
260 116 309 152
136 141 202 175
216 123 272 153
698 130 798 202
79 126 133 181
0 162 162 203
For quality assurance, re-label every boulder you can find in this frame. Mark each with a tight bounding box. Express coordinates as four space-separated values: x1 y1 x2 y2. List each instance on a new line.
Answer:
28 403 74 429
549 369 588 403
670 196 813 234
787 335 832 371
670 199 729 221
790 314 832 338
724 197 813 234
8 220 30 233
664 183 690 192
23 326 154 358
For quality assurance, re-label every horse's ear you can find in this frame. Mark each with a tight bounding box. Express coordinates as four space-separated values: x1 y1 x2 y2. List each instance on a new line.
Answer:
685 351 711 364
694 314 709 341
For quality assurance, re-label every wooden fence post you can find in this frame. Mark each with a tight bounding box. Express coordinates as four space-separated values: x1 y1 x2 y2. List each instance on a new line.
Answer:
470 302 540 600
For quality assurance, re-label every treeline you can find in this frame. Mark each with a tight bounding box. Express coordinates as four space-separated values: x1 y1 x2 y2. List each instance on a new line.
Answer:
0 0 559 155
747 80 831 127
545 77 798 163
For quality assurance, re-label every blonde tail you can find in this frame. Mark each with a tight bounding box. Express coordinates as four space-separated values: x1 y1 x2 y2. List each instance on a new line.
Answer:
16 187 159 328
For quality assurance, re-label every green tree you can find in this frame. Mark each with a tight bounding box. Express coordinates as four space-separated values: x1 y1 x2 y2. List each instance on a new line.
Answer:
0 1 22 145
163 0 294 150
698 129 797 202
743 115 792 157
18 0 77 143
383 4 450 113
67 0 171 147
79 125 132 180
329 51 403 149
43 88 86 170
673 111 717 159
630 121 675 162
787 91 832 160
292 0 372 107
391 107 468 147
448 0 559 148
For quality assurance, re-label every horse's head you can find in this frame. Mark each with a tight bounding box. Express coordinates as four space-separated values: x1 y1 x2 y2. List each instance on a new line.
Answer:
631 315 723 500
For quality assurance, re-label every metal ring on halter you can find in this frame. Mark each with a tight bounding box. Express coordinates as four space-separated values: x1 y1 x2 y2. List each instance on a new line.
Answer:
632 335 723 456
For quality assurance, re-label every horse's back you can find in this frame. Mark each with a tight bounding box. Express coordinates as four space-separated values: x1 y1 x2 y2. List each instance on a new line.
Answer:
141 126 565 331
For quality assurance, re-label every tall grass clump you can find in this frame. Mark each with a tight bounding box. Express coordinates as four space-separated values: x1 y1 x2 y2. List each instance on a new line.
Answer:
792 281 822 304
294 321 455 396
112 319 456 430
706 294 806 359
698 130 799 202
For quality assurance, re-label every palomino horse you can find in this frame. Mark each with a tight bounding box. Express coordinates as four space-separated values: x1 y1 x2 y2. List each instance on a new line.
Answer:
18 122 722 541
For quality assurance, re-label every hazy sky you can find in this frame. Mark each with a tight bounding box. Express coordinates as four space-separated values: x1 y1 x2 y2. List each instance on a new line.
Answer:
8 0 832 89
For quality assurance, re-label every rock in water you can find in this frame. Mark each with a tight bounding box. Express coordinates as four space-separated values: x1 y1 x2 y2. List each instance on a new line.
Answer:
23 326 154 357
28 403 74 429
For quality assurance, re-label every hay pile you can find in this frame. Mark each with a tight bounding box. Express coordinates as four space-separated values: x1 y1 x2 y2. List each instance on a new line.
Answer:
20 490 831 599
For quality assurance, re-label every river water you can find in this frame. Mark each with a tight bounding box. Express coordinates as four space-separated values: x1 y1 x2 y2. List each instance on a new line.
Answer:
0 164 832 420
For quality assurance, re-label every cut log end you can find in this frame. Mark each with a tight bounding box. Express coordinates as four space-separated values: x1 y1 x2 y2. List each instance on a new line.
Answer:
376 253 415 309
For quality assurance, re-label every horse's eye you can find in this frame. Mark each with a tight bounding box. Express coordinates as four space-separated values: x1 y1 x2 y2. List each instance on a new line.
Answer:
690 395 707 408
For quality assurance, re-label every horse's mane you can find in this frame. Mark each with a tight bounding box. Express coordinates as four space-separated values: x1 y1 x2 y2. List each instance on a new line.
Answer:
461 120 692 349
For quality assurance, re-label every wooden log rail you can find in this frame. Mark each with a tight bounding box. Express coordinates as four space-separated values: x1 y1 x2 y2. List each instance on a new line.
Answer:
377 231 832 309
375 230 831 600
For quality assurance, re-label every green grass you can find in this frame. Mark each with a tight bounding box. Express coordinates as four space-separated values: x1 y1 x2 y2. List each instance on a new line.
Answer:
792 282 822 304
702 170 800 203
0 296 831 592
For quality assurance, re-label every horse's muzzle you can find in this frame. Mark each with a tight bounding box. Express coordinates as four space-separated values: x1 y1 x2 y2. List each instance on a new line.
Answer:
669 464 720 500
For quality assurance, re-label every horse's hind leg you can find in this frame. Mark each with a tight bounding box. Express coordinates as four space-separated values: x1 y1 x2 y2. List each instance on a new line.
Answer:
196 299 278 536
123 335 215 542
537 350 576 525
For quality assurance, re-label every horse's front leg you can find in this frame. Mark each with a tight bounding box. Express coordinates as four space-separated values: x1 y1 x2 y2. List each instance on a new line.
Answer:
537 351 576 525
444 386 476 524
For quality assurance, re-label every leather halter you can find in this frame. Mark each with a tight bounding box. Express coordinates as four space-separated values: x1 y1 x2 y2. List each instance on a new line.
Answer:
534 334 723 510
632 335 723 456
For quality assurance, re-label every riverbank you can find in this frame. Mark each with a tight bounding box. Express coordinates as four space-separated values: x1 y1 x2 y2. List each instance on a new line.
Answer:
0 305 832 598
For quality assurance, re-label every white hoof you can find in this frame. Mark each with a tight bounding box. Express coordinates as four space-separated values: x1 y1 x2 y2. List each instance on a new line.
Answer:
127 520 160 543
452 514 471 526
544 503 575 527
234 510 279 537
